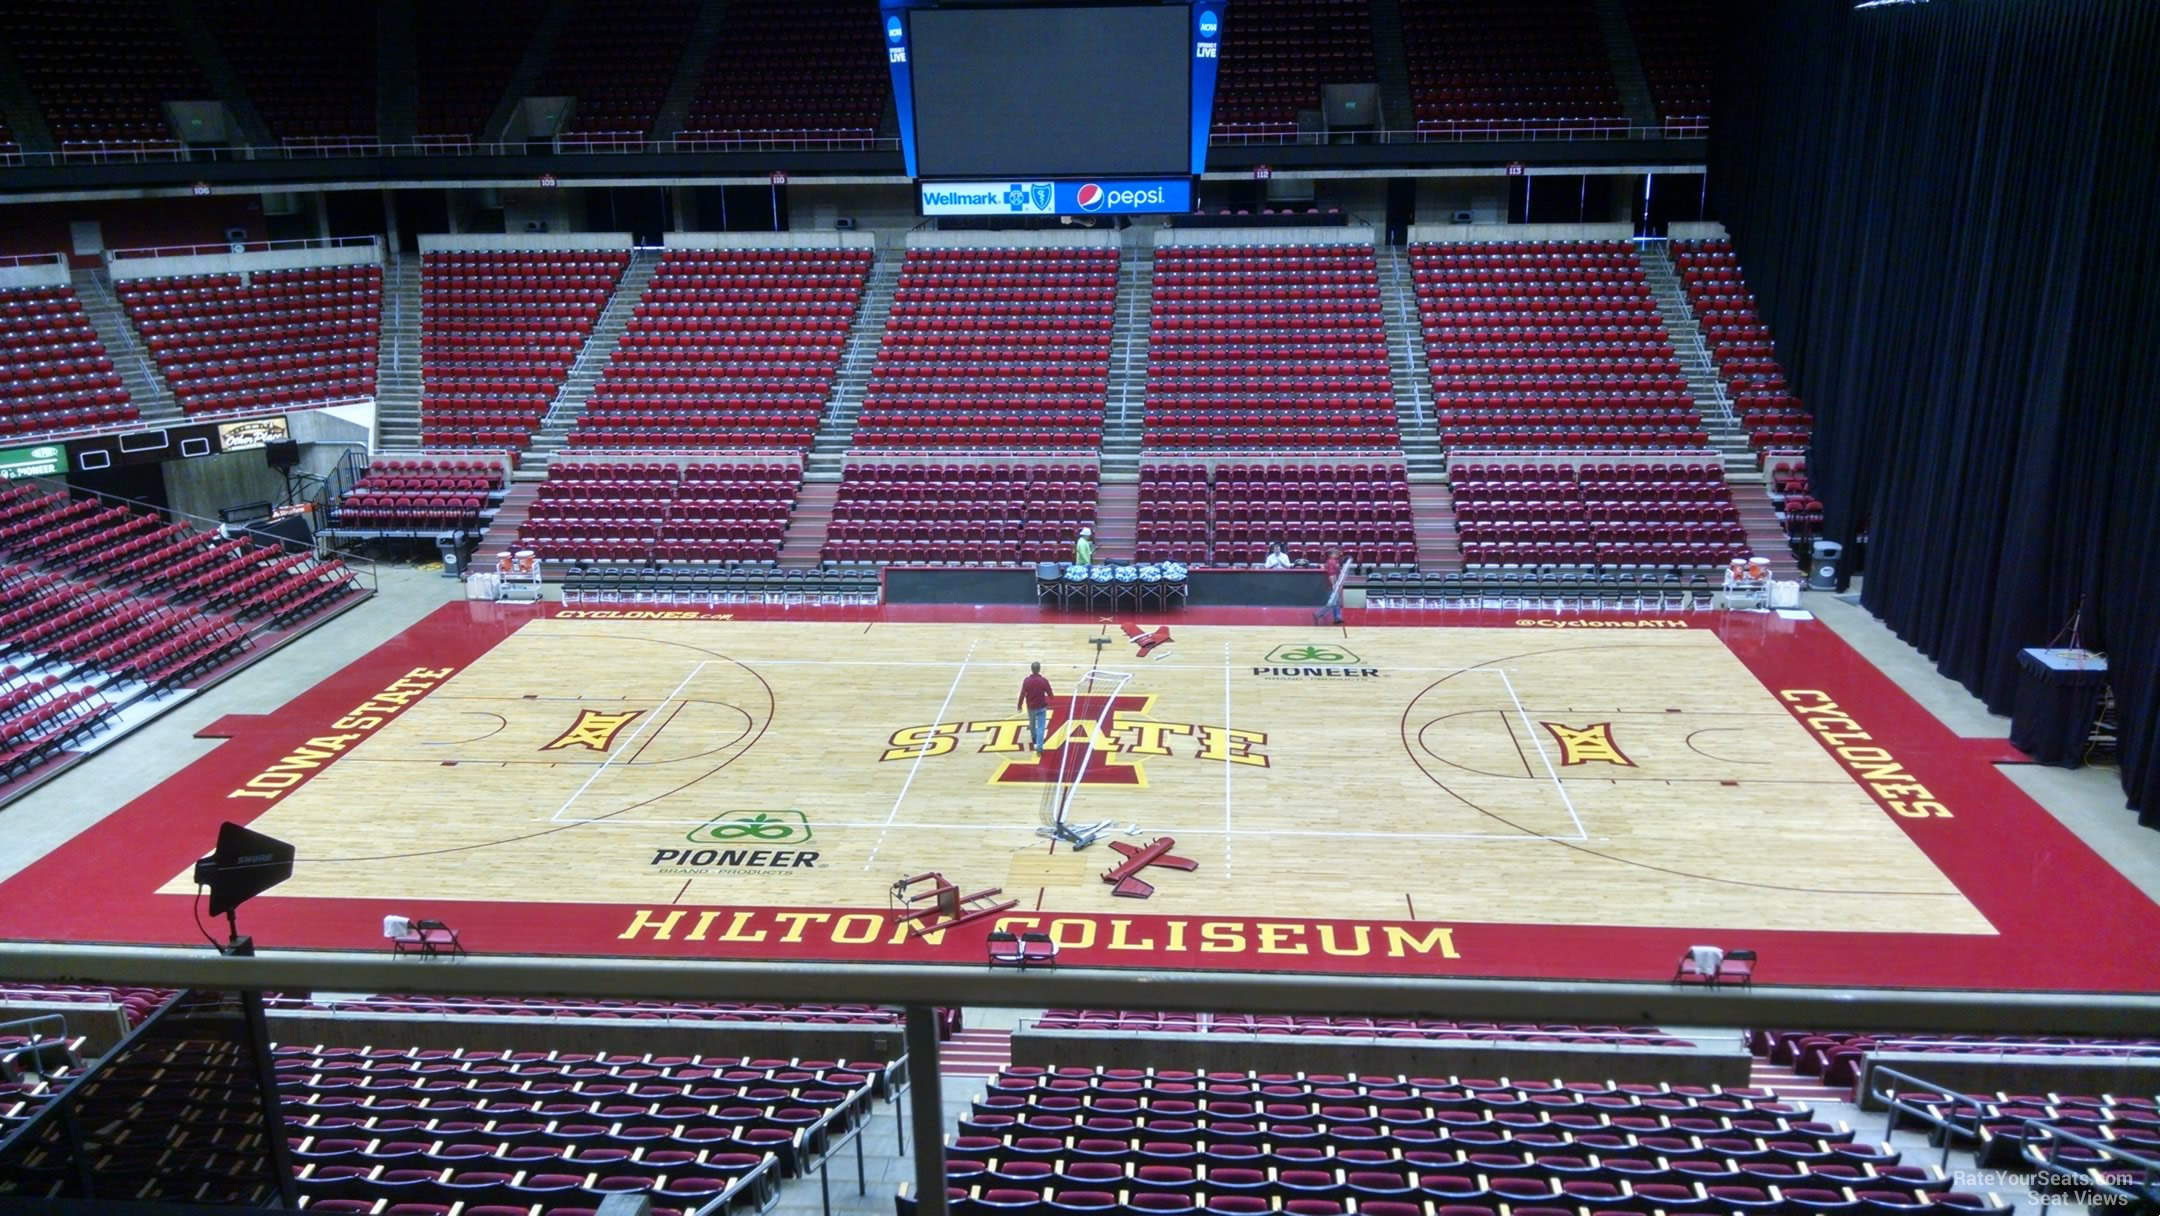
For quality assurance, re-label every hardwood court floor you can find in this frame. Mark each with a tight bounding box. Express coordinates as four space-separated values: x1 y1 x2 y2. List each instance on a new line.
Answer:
6 602 2158 990
157 617 1982 936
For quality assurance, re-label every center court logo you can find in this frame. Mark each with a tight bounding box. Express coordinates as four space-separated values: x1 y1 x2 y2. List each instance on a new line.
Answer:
1254 642 1382 680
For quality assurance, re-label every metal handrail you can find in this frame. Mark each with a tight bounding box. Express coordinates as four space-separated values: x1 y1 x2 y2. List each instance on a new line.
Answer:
2017 1118 2160 1216
690 1148 782 1216
1014 1014 1695 1045
1862 1064 1990 1170
106 235 381 262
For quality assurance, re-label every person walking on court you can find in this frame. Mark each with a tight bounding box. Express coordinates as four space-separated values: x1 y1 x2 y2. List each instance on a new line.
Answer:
1317 545 1350 625
1072 526 1094 567
1018 661 1054 756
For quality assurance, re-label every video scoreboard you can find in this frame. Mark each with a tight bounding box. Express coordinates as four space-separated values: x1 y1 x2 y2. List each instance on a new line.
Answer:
882 0 1223 217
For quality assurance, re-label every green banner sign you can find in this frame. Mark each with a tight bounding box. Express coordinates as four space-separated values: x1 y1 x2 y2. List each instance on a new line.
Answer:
0 444 64 480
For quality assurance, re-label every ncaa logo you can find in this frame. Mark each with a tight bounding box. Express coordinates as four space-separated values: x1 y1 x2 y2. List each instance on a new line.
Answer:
1199 10 1219 38
886 16 903 42
1075 183 1107 212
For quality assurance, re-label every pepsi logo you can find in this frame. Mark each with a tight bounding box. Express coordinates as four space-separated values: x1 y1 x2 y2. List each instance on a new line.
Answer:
1075 183 1107 212
886 17 903 42
1198 11 1219 37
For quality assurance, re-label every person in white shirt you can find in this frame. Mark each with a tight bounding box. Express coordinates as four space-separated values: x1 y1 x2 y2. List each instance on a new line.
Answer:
1262 541 1293 569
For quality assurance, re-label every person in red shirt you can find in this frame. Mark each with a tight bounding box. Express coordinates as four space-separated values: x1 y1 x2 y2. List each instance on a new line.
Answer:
1018 661 1054 755
1318 546 1350 625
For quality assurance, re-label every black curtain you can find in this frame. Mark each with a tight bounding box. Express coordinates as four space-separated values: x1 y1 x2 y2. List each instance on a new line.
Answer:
1710 0 2160 823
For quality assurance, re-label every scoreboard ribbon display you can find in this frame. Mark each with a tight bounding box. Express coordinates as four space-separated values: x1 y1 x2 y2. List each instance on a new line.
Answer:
920 178 1195 216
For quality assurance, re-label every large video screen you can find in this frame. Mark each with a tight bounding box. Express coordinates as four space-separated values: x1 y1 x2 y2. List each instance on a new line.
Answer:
910 5 1190 179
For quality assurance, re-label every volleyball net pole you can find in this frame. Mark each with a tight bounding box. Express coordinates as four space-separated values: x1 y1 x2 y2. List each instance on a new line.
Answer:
1035 667 1131 850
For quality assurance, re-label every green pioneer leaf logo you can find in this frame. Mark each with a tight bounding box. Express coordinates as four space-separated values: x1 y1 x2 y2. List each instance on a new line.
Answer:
1265 642 1360 665
688 810 812 845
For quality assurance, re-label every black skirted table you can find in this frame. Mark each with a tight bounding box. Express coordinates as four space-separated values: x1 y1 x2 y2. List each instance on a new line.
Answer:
2009 647 2109 768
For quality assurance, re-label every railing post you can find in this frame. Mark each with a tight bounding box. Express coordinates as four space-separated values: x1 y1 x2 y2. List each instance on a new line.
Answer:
904 1004 948 1216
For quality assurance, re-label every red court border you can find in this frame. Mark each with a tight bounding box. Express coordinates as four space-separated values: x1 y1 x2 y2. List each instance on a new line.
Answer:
3 601 2155 994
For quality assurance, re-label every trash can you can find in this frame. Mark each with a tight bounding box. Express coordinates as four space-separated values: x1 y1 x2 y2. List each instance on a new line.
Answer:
1807 540 1844 591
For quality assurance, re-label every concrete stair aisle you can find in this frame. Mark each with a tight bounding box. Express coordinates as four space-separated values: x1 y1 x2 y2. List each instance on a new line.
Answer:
375 0 419 144
1380 246 1443 476
524 248 661 467
807 252 901 477
1408 475 1461 572
1747 1058 1850 1104
482 0 577 143
776 477 839 569
1092 477 1139 561
166 0 275 147
1591 0 1660 130
471 481 542 560
375 256 424 449
1099 246 1154 477
1639 242 1755 474
0 41 56 152
1365 0 1416 137
941 1027 1012 1079
1732 474 1802 576
70 268 177 426
650 0 733 142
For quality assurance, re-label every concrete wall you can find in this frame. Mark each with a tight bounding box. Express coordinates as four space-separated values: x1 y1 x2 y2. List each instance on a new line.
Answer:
0 258 71 289
417 231 633 253
906 230 1120 250
663 231 876 251
265 1009 903 1062
1155 225 1376 247
108 240 384 283
1856 1051 2160 1110
785 184 922 247
1668 221 1732 242
1012 1028 1753 1087
162 448 290 522
1409 222 1636 245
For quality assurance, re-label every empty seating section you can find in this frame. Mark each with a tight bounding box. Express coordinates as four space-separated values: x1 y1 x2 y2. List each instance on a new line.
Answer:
1674 241 1812 458
1401 0 1624 136
911 1066 2000 1216
684 0 888 143
415 0 548 141
1147 245 1397 450
517 461 801 566
420 249 628 451
822 462 1099 565
1755 1028 2160 1089
1413 241 1703 449
571 248 871 452
0 284 136 438
1211 0 1376 141
0 982 171 1028
118 264 381 416
1034 1012 1693 1046
858 249 1116 449
1136 463 1413 566
0 483 353 786
203 1 375 144
330 457 506 535
1624 0 1718 125
263 993 901 1023
540 0 700 143
1451 462 1743 569
0 113 16 158
0 1 203 152
272 1046 876 1210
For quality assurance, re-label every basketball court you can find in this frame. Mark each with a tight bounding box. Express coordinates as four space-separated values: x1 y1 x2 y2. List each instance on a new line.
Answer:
3 601 2155 994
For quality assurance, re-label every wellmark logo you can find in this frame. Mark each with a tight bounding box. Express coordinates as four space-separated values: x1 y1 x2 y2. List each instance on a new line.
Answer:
542 708 643 753
1254 642 1382 680
651 811 819 873
1540 722 1635 767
